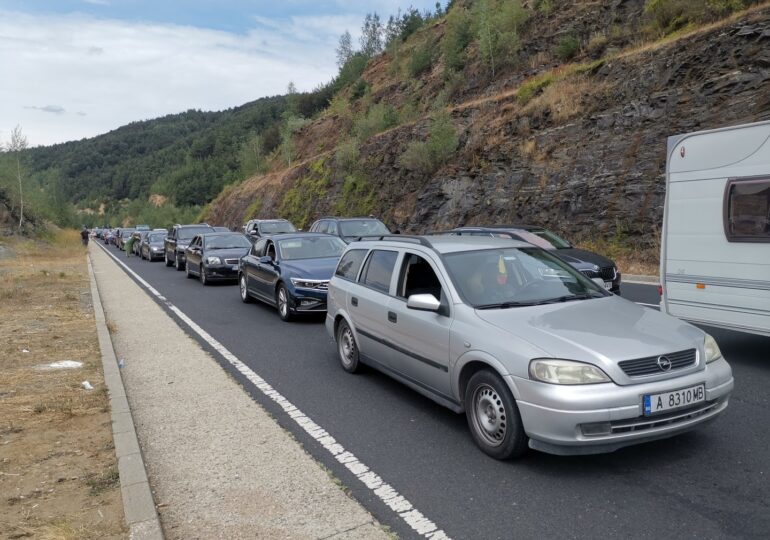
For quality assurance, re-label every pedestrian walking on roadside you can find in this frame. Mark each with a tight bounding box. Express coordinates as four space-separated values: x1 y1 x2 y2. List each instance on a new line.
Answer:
80 226 90 247
125 234 136 257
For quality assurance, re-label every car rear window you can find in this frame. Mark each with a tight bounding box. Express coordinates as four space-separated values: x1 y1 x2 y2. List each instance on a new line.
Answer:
724 178 770 242
361 250 398 294
178 226 213 240
335 249 367 281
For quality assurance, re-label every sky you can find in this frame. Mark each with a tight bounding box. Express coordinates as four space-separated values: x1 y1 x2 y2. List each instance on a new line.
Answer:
0 0 440 147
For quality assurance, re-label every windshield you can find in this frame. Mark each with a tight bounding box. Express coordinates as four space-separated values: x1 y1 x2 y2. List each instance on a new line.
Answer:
531 229 571 249
148 233 166 242
277 236 346 260
178 226 212 240
339 219 390 238
444 247 607 308
121 230 134 238
260 221 297 234
205 234 251 250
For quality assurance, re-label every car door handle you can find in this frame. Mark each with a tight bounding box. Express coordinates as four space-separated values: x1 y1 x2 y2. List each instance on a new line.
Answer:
351 297 358 307
388 311 397 323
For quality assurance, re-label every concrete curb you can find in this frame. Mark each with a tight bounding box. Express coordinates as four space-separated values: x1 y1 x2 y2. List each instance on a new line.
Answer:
87 251 164 540
623 274 659 285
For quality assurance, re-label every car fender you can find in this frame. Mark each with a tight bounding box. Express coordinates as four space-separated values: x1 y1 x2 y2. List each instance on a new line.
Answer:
453 349 522 402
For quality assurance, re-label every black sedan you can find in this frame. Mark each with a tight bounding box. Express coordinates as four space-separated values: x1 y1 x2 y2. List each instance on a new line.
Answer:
239 233 346 321
140 230 168 261
184 232 252 285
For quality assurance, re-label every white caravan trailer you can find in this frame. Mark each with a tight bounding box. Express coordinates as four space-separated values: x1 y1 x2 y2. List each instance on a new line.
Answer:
660 120 770 337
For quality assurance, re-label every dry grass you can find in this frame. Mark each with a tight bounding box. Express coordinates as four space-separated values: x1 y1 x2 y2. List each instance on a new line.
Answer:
0 230 126 539
521 75 609 122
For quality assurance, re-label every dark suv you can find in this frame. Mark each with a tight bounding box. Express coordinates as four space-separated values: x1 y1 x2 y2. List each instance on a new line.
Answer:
445 226 621 294
164 223 215 270
309 217 390 243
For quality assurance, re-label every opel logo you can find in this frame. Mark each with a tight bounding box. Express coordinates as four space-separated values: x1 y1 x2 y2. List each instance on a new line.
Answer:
657 356 672 371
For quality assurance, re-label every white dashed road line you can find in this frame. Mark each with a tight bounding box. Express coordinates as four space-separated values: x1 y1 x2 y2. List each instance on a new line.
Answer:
94 242 451 540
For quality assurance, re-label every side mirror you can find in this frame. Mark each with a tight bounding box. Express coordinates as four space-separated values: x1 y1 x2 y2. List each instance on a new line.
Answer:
258 256 273 264
406 293 441 312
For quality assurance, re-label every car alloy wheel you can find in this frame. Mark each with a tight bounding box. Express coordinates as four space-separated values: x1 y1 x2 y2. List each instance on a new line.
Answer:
239 275 252 303
336 320 361 373
175 254 184 271
465 370 527 460
200 266 208 286
185 264 194 279
276 284 292 322
165 252 173 267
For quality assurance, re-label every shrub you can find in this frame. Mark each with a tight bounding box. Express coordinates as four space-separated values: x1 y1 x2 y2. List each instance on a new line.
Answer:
644 0 755 36
350 78 369 101
398 111 458 174
334 138 360 173
442 6 473 73
408 41 434 77
555 35 580 61
353 103 399 141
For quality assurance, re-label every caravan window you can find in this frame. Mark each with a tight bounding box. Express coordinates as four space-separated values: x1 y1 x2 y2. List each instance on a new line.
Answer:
724 178 770 242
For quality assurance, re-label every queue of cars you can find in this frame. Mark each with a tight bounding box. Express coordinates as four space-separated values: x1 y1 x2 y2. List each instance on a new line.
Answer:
106 215 732 459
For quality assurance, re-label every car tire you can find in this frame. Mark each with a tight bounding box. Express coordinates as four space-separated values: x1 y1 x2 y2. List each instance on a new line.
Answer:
200 266 208 286
165 252 173 267
239 274 252 303
276 284 293 322
175 254 184 271
464 370 528 460
185 264 194 279
336 320 361 373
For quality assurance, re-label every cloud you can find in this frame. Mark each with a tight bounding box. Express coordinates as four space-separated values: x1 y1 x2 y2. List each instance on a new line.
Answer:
24 105 66 114
0 9 349 146
83 0 110 6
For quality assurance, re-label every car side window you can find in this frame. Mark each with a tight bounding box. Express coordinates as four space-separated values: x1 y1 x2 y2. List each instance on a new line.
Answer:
397 253 443 301
335 249 367 281
266 241 277 261
311 221 322 233
361 250 398 294
253 238 267 256
328 222 338 235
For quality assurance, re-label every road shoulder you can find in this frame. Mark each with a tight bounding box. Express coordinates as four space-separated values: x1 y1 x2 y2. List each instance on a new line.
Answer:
88 244 388 539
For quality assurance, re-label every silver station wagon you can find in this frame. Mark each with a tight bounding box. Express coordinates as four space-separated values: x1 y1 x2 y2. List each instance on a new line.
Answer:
325 236 734 458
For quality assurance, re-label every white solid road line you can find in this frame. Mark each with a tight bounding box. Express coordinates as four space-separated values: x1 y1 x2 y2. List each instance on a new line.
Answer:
636 302 661 308
94 242 451 540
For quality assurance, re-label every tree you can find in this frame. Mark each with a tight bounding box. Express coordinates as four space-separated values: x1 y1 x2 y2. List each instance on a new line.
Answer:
336 30 353 67
359 13 383 57
5 125 29 230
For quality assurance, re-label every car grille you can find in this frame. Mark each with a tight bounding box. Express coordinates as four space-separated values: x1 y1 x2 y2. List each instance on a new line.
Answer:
224 258 239 265
618 348 696 377
608 400 720 435
599 266 617 281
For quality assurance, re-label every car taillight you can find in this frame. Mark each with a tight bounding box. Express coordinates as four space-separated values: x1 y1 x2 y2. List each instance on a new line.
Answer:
658 284 663 297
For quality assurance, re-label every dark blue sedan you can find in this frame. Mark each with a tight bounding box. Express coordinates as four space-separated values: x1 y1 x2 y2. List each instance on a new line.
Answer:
238 233 347 321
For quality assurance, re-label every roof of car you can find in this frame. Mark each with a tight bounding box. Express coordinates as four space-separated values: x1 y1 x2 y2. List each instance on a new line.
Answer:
316 216 384 222
452 225 542 232
263 232 332 240
351 234 531 254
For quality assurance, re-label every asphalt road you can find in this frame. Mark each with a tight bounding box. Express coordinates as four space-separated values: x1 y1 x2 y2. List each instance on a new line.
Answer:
98 242 770 540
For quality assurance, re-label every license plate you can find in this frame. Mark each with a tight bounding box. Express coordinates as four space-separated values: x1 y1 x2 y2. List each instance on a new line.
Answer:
643 384 705 416
231 265 238 270
603 281 612 290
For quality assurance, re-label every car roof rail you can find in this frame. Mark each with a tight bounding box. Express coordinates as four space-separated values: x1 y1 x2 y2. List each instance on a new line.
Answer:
351 235 434 249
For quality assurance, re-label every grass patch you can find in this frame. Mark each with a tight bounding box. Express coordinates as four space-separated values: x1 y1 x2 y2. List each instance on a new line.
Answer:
84 468 120 496
278 157 331 229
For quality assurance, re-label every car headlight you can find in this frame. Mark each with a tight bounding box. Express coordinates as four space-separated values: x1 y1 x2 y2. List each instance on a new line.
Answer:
206 256 221 265
704 333 722 363
529 359 610 385
290 277 328 289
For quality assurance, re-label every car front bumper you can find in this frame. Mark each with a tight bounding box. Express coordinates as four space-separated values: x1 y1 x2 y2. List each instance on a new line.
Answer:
288 287 328 312
203 264 239 280
509 357 733 455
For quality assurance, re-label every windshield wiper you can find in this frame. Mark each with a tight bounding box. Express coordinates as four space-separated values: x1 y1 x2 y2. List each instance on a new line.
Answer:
530 292 602 305
475 301 536 309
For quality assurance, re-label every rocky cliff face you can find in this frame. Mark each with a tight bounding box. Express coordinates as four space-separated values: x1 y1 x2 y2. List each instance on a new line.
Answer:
206 6 770 252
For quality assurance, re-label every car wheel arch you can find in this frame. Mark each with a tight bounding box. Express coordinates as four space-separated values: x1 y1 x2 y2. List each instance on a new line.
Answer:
455 354 520 408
